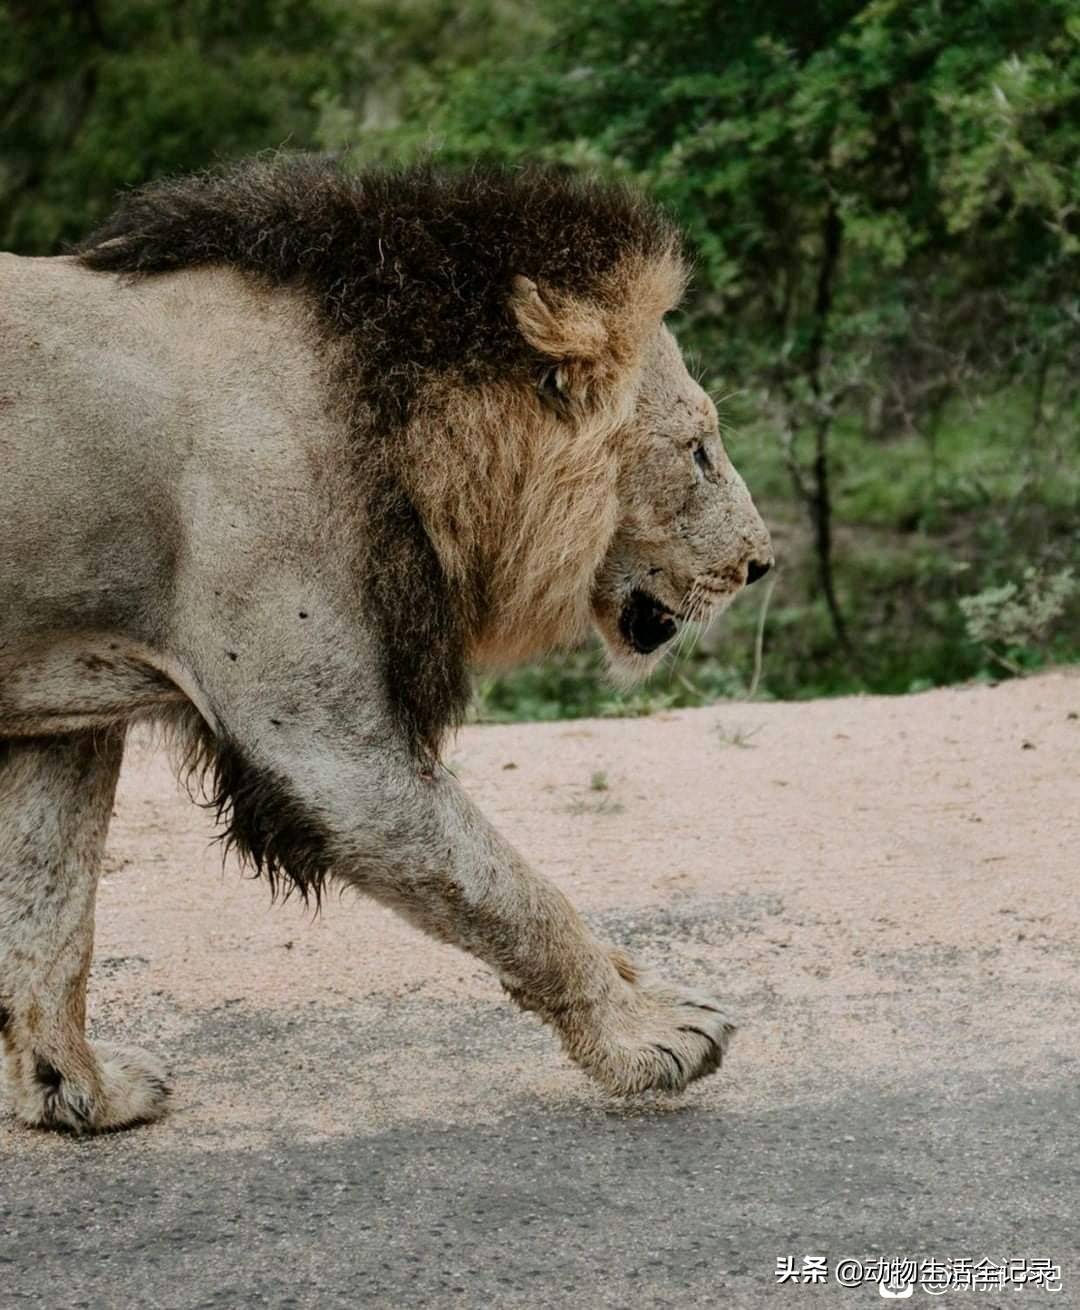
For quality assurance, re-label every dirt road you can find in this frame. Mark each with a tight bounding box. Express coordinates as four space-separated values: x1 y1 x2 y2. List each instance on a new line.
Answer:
2 672 1078 1307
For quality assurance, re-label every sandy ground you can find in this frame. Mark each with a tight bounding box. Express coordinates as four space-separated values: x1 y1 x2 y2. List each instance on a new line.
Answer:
1 671 1078 1307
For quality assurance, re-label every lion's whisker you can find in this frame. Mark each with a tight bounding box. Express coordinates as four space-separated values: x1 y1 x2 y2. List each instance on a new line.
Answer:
671 583 702 660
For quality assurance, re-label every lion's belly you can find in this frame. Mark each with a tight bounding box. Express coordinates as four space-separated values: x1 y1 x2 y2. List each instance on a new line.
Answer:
0 634 185 736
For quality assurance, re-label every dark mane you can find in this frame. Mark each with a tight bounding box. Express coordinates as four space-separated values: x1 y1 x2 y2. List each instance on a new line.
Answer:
77 154 677 419
77 157 677 876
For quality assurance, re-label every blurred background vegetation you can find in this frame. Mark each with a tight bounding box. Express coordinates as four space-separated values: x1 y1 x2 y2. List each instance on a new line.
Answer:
3 0 1077 717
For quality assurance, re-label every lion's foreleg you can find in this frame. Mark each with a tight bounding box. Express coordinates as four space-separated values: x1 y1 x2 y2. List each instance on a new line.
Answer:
336 766 735 1096
195 609 735 1096
0 730 169 1133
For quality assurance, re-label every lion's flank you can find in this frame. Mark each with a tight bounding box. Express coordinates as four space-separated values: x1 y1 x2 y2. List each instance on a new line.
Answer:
78 155 684 763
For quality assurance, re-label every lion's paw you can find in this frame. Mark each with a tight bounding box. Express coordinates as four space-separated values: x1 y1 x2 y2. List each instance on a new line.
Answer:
92 1043 171 1130
564 965 735 1096
12 1042 170 1134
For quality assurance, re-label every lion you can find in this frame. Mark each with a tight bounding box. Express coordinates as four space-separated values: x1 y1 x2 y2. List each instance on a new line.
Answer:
0 156 772 1133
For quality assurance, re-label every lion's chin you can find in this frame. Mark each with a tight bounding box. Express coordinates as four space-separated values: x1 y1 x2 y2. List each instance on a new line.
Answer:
603 645 668 688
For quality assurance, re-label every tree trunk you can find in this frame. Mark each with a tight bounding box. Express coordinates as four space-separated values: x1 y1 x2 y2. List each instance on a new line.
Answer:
805 201 854 657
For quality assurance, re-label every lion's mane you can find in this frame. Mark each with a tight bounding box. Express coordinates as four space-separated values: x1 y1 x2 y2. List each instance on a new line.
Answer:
78 155 684 777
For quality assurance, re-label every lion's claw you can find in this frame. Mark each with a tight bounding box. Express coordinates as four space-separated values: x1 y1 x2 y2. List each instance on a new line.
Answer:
559 966 736 1096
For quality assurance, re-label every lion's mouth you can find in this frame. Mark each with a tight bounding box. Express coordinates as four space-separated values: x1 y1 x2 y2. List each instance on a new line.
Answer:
619 590 680 655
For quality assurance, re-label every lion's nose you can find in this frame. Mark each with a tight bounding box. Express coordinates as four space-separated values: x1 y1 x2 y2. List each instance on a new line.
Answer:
746 558 772 586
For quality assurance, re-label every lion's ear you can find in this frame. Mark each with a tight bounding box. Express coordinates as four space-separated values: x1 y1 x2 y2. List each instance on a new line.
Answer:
509 276 608 361
510 250 687 370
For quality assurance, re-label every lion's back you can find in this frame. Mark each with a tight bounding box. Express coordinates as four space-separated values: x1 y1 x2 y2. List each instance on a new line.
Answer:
0 254 355 654
0 255 188 642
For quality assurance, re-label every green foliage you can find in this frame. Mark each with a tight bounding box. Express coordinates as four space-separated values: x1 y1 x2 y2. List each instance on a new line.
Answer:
471 644 749 724
1 0 349 251
959 566 1077 672
0 0 535 252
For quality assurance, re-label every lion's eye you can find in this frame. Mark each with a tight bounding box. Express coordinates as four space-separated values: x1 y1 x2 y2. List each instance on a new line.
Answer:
538 365 571 417
692 441 711 474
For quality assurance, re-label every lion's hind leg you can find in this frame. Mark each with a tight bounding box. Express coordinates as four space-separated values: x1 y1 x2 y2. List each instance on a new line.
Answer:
0 730 169 1133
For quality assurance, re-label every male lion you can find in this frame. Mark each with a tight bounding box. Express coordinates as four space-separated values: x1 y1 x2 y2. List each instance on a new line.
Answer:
0 157 772 1133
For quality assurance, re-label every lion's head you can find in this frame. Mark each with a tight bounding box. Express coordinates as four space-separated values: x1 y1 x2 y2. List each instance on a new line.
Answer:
420 232 772 683
590 324 772 679
79 156 771 752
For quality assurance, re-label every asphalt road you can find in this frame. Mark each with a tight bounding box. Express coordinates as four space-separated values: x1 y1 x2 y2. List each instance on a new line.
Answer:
2 1000 1077 1308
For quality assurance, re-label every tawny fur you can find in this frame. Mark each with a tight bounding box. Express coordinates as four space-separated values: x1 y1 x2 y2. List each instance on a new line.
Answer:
76 158 689 741
1 155 771 1134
